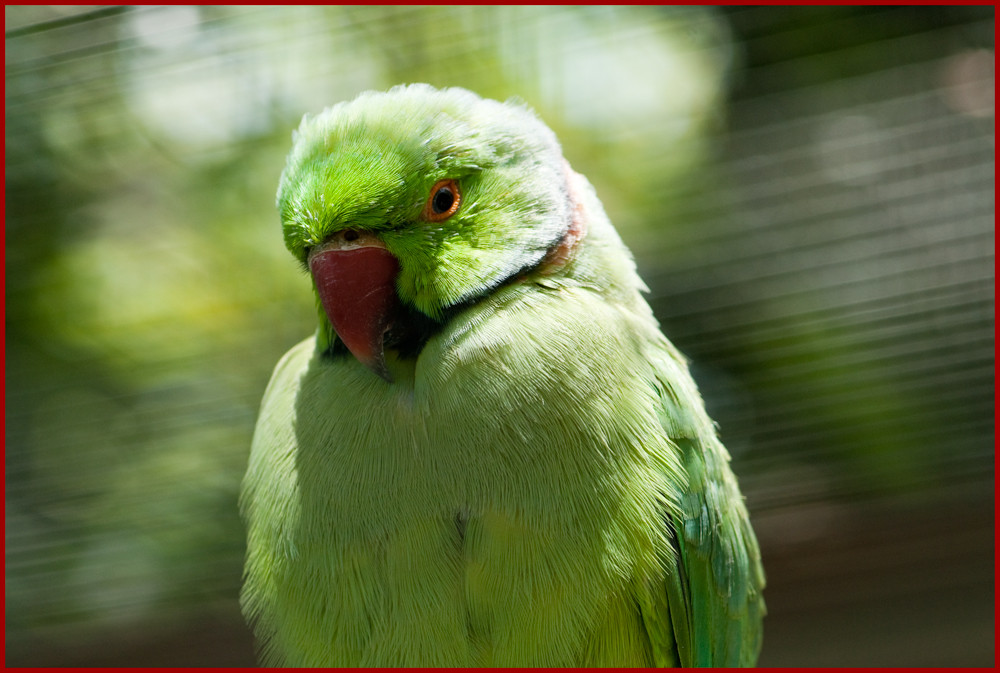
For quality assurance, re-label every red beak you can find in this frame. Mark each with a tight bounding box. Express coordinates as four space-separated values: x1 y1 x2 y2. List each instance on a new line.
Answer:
308 237 400 382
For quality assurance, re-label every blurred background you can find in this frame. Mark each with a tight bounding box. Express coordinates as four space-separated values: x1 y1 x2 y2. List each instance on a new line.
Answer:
5 5 994 666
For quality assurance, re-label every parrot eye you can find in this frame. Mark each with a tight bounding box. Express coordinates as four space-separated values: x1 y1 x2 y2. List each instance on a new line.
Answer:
423 179 461 221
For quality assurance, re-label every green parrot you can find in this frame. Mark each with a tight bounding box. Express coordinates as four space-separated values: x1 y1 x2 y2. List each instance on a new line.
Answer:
240 84 765 667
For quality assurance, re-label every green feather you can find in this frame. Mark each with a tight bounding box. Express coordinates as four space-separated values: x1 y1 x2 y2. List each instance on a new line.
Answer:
241 84 765 667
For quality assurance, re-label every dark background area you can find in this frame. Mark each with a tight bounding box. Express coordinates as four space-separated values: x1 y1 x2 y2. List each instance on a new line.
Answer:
5 6 994 666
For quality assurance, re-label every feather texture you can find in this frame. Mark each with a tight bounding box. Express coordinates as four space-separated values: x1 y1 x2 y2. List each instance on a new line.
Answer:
241 84 764 667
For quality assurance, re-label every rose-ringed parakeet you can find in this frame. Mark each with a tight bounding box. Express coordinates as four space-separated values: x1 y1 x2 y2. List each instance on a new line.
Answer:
240 84 765 667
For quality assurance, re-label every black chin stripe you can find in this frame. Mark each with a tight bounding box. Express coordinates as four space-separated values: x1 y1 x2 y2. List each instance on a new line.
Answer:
383 304 444 358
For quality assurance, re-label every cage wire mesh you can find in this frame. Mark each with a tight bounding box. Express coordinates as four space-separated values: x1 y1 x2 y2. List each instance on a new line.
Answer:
5 5 994 667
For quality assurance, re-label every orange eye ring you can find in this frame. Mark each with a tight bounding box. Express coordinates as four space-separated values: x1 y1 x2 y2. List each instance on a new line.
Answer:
422 179 461 222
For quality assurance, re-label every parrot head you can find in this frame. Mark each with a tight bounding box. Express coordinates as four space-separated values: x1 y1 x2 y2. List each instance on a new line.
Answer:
277 84 578 381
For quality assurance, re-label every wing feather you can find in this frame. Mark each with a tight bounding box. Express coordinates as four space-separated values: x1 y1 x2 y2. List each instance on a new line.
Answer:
640 341 766 667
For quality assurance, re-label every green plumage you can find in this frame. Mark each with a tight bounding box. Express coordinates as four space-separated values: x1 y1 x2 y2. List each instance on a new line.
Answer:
240 84 765 667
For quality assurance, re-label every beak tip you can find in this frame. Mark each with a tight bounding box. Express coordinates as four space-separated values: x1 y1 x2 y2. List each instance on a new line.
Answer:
355 348 393 383
371 360 394 384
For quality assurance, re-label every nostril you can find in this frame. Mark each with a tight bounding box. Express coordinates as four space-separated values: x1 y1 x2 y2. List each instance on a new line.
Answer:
343 229 360 242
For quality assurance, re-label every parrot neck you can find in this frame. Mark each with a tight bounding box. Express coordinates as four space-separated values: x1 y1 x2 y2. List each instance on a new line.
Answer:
536 161 589 276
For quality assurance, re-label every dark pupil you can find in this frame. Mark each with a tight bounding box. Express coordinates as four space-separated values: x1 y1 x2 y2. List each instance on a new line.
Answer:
432 186 455 214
